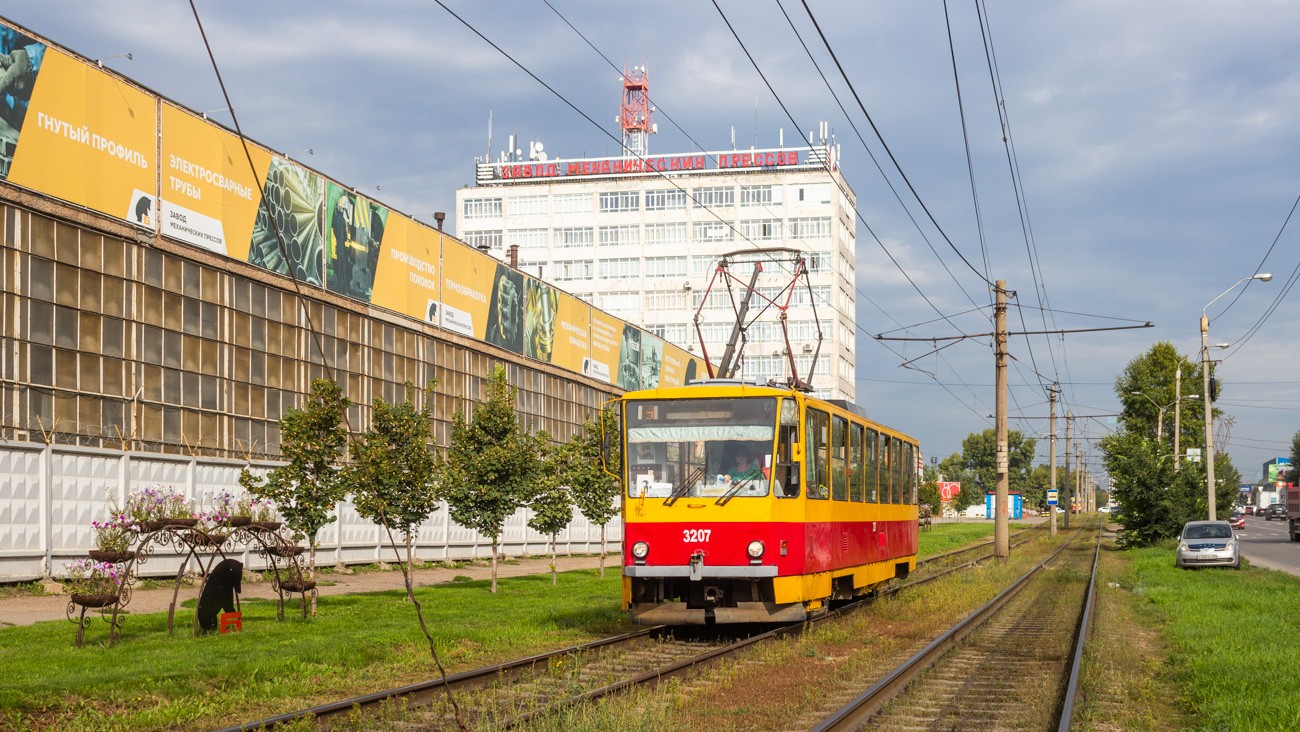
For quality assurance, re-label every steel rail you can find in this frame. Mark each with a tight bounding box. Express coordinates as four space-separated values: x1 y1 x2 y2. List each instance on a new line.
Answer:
220 524 1050 731
1057 522 1104 730
809 520 1095 732
214 626 663 732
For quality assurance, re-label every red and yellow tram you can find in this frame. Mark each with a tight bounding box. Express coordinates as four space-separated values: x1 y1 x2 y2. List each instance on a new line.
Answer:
614 379 920 625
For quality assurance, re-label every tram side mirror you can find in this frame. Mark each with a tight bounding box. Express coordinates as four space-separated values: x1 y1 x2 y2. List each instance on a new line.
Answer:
775 463 800 498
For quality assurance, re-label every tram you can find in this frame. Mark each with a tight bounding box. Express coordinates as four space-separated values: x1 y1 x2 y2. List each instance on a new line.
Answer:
613 378 920 625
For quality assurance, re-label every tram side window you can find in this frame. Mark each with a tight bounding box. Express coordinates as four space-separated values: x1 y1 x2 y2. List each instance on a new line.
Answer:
889 439 899 507
776 399 800 498
864 428 878 503
880 435 892 504
849 423 863 502
831 416 848 501
902 442 915 504
805 409 830 500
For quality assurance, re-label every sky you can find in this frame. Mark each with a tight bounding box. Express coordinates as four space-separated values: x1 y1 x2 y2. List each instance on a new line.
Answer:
9 1 1300 486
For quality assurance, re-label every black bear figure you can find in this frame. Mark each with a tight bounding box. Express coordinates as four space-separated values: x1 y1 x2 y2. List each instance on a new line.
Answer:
197 558 242 632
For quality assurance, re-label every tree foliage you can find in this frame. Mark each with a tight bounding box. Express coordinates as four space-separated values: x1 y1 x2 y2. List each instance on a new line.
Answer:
347 381 440 592
566 408 622 576
528 439 575 585
1288 429 1300 483
240 378 349 612
937 428 1036 511
440 364 544 592
1102 343 1241 545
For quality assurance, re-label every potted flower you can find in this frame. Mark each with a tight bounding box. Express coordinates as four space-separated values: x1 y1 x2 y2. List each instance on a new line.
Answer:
62 559 123 607
249 498 282 531
89 506 138 563
228 492 254 528
186 510 230 548
129 485 196 529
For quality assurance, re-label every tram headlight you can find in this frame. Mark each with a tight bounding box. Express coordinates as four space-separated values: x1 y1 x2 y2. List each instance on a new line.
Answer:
746 540 765 560
632 541 650 560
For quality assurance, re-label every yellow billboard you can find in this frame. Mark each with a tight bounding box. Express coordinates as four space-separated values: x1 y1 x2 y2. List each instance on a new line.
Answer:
369 213 442 327
439 238 497 343
586 309 623 385
159 102 272 258
7 44 156 226
522 280 589 373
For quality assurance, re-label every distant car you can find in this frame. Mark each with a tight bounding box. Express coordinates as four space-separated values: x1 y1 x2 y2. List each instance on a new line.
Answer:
1098 506 1111 513
1243 506 1256 515
1265 504 1287 520
1229 513 1246 529
1176 520 1240 569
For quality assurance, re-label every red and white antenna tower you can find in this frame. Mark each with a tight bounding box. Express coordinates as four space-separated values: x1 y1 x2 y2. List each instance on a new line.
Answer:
620 65 655 157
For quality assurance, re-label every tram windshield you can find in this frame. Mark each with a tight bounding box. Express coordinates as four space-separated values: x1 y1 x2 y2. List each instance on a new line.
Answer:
624 397 777 503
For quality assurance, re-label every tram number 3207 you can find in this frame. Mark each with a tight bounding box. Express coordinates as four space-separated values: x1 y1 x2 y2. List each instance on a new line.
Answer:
683 529 712 543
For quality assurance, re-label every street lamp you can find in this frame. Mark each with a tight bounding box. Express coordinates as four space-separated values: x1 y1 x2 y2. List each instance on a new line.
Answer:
1128 391 1199 443
1201 273 1272 520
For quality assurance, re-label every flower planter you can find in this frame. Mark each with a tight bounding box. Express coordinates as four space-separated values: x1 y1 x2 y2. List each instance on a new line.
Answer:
272 545 307 557
226 516 253 527
185 531 229 548
278 579 316 593
88 550 136 563
251 521 283 532
161 517 198 528
71 593 120 608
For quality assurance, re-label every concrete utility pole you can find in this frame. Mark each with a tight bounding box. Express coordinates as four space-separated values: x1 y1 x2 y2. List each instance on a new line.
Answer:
994 281 1010 558
1201 316 1217 521
1048 384 1058 537
1063 411 1072 530
1174 366 1183 471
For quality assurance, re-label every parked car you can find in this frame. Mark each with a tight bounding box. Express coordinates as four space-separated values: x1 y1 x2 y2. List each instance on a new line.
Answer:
1265 504 1287 520
1229 513 1246 529
1175 520 1240 569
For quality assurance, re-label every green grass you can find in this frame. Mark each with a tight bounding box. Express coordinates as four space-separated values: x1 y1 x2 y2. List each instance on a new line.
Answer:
0 569 636 731
917 521 1030 558
1118 546 1300 731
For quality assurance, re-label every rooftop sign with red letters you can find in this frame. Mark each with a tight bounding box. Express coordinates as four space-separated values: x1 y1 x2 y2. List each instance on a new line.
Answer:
478 146 826 185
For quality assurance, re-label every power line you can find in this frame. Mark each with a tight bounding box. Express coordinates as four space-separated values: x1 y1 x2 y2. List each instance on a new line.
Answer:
796 0 994 288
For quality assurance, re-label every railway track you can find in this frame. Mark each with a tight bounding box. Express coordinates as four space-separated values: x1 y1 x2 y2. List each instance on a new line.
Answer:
808 520 1101 732
218 524 1055 732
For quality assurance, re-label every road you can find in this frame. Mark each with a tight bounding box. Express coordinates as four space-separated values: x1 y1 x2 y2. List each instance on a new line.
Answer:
1237 515 1300 577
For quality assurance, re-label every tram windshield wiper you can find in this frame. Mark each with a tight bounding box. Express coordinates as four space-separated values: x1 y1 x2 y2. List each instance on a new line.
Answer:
664 467 705 507
715 475 759 506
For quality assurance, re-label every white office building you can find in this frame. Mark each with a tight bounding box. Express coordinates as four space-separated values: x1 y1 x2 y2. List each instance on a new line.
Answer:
455 133 857 400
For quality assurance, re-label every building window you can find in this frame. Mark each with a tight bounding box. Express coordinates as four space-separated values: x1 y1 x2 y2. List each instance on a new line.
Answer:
598 257 639 280
552 259 594 281
646 323 689 346
645 188 688 211
519 261 547 279
507 195 547 217
789 217 831 239
792 182 831 205
693 186 734 208
598 224 641 247
552 192 593 215
644 256 687 279
463 197 502 219
599 191 640 213
644 291 688 310
738 219 780 241
740 184 775 207
462 230 502 252
693 221 733 243
507 229 548 249
692 256 719 277
600 291 640 313
806 252 831 273
554 227 594 248
645 222 687 247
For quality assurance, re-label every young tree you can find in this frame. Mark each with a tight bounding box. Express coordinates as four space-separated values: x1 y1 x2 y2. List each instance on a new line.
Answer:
348 382 440 594
566 408 622 577
344 381 465 728
440 364 544 593
1288 429 1300 482
240 378 348 615
528 439 575 585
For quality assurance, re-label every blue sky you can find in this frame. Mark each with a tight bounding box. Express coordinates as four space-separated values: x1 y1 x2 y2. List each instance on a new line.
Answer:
11 1 1300 485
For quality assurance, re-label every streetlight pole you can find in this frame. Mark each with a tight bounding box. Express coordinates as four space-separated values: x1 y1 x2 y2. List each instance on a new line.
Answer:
1201 273 1272 520
1174 367 1182 470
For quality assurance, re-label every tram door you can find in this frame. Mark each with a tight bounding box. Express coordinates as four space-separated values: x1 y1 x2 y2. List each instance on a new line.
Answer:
774 398 801 498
